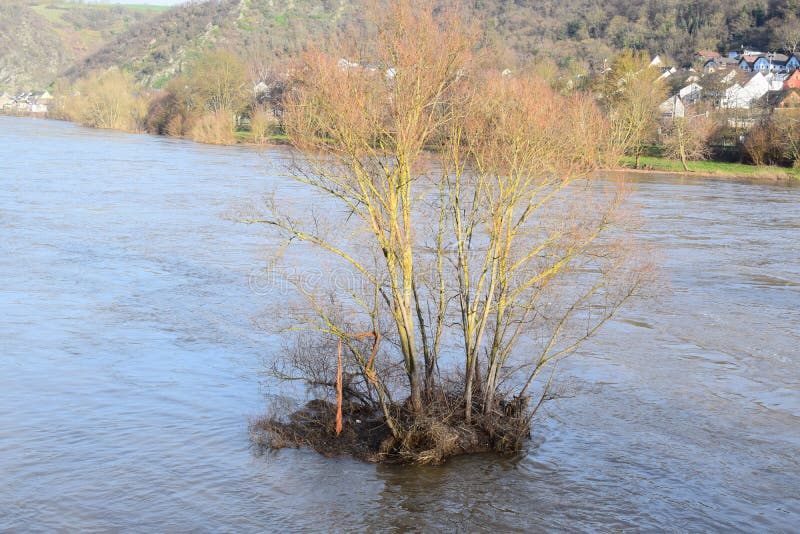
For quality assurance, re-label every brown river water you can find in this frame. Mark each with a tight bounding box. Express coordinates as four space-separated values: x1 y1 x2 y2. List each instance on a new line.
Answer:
1 116 798 532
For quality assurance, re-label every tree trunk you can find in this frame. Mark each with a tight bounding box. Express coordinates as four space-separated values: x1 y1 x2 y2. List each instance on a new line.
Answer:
397 309 423 414
408 369 423 414
484 364 499 416
680 145 689 172
463 348 479 424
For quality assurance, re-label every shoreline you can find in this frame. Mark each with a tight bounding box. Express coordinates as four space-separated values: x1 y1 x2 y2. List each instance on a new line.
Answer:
4 113 797 182
617 155 800 182
612 165 800 183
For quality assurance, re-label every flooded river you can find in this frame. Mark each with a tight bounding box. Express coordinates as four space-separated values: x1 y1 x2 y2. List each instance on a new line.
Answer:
1 116 798 531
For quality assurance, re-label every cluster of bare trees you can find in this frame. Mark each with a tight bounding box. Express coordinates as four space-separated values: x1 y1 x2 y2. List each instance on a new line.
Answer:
744 109 800 166
662 110 720 170
54 48 288 144
144 49 253 144
51 69 148 131
250 1 650 460
597 51 667 167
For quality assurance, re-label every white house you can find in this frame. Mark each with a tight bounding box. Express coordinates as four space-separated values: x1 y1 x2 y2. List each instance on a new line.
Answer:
658 66 677 80
764 72 785 92
34 90 52 102
659 95 685 118
679 82 703 103
721 72 770 109
337 58 359 70
722 70 738 84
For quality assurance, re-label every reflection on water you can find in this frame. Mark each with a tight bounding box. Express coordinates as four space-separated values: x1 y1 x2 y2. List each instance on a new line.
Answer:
1 116 798 531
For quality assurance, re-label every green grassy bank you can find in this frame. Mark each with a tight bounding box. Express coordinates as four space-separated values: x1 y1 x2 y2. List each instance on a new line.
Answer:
620 156 800 181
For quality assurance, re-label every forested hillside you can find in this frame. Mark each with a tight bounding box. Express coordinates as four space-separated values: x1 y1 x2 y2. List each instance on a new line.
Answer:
5 0 797 91
59 0 800 88
0 1 161 92
63 0 352 86
490 0 800 68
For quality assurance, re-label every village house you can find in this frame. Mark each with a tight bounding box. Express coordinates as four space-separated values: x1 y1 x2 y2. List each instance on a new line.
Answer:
29 90 52 113
738 55 763 72
679 82 703 104
721 72 771 109
739 53 799 73
0 89 53 115
702 48 800 75
13 93 31 112
696 50 721 63
784 69 800 89
659 95 685 119
658 66 678 80
764 72 786 91
775 88 800 110
703 56 739 73
32 90 52 102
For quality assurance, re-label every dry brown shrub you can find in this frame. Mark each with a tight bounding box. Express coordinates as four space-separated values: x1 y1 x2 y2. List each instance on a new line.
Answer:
248 106 277 144
662 112 719 170
190 111 236 145
744 123 773 166
65 69 149 132
166 114 191 138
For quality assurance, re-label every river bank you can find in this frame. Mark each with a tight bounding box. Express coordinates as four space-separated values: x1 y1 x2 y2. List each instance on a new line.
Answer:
619 155 800 182
34 112 800 182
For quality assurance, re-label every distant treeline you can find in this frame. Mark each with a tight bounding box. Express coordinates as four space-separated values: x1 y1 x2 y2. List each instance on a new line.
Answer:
480 0 800 68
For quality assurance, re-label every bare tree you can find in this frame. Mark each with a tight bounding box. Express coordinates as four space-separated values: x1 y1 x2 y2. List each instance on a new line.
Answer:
248 0 651 463
598 50 666 168
770 109 800 166
64 69 147 131
187 49 247 114
769 13 800 55
743 121 774 166
662 110 719 171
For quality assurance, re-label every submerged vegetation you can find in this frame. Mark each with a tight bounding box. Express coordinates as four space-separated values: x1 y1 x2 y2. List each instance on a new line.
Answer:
246 1 652 464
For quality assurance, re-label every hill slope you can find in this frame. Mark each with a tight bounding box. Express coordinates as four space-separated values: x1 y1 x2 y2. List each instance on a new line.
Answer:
66 0 794 86
65 0 351 86
10 0 795 91
0 1 161 92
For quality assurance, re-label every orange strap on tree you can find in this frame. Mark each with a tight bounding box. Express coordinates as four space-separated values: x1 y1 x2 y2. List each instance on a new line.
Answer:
335 330 380 436
336 338 344 435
